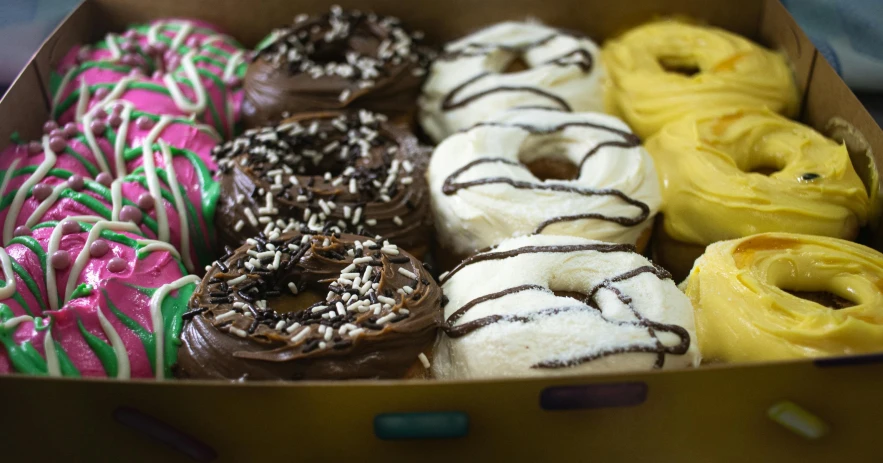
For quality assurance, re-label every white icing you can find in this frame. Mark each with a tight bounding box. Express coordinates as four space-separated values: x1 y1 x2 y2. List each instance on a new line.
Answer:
4 137 56 243
432 234 701 380
163 52 207 115
82 76 136 122
47 215 101 310
43 326 60 377
113 103 134 177
25 181 70 228
0 248 17 300
64 220 139 305
2 314 32 329
105 33 122 60
136 241 181 261
52 67 78 113
419 21 606 142
95 300 130 379
110 178 123 221
139 116 173 242
428 108 660 255
149 275 199 380
159 140 192 271
81 110 112 174
75 78 91 122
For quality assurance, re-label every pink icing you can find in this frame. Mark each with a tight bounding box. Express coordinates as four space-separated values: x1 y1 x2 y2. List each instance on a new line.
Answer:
0 224 192 378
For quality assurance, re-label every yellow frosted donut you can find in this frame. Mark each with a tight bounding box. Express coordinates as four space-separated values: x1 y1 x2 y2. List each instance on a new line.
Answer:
648 107 869 247
683 233 883 362
602 21 799 139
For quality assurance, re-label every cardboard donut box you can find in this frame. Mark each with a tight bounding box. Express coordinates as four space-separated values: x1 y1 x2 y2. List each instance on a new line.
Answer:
1 0 882 461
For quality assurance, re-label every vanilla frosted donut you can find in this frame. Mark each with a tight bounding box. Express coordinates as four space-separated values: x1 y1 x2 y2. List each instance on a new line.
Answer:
419 22 605 142
432 234 700 379
428 108 659 257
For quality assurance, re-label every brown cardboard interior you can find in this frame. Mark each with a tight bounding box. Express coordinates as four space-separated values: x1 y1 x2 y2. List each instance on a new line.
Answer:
1 0 883 459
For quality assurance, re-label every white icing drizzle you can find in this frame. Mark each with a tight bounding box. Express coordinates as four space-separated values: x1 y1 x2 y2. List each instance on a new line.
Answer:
51 66 78 112
149 274 199 380
136 241 181 260
95 301 131 379
0 157 21 207
170 22 194 50
3 137 56 243
75 78 91 121
43 326 60 377
223 50 245 81
140 116 173 242
0 248 17 300
162 52 208 115
110 178 123 221
46 215 102 310
81 75 135 122
64 220 139 305
113 103 134 177
2 314 32 330
80 110 112 174
105 33 122 60
159 140 192 271
25 181 70 229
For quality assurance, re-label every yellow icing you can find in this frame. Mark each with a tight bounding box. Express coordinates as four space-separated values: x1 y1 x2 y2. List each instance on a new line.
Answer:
684 233 883 362
646 107 869 246
602 21 799 139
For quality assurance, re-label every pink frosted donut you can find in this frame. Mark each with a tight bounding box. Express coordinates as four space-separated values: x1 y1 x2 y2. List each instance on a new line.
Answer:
0 105 221 271
52 19 248 138
0 218 198 379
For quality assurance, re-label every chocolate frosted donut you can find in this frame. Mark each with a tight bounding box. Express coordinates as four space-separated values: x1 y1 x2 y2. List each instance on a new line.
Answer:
213 110 432 256
175 231 441 380
242 6 434 128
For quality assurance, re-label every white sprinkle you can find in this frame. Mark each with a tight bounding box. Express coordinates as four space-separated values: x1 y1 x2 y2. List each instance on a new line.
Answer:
362 266 373 281
233 302 246 309
349 328 364 337
418 353 430 369
288 282 299 295
403 286 414 294
256 250 275 259
319 341 327 349
291 327 310 343
364 240 377 247
318 325 327 334
366 219 377 226
378 296 396 305
373 305 382 315
215 311 237 322
377 313 397 324
324 329 333 341
403 160 414 173
230 327 248 338
244 208 258 226
274 320 286 330
400 177 413 185
344 205 352 219
342 292 352 303
349 178 357 194
381 246 400 255
272 251 281 270
311 305 328 313
322 238 330 247
399 309 410 315
227 275 248 285
359 281 372 295
286 322 302 333
234 220 245 232
352 207 362 225
393 216 403 226
336 302 345 314
338 277 353 286
340 272 360 279
398 267 418 279
339 89 351 102
353 257 373 265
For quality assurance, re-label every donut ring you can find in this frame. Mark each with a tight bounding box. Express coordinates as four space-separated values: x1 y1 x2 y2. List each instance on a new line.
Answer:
684 233 883 362
0 103 221 272
213 110 432 256
647 108 869 250
242 6 434 128
431 234 700 379
427 108 659 259
175 231 441 380
602 20 799 139
0 217 197 378
53 19 247 138
419 21 605 142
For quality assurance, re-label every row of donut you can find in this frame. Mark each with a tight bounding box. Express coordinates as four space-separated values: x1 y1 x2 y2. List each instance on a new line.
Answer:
0 7 880 380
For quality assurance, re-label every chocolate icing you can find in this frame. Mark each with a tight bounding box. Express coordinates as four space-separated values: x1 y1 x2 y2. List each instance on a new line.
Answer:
440 119 648 233
243 7 434 128
175 231 442 380
213 111 432 254
439 244 691 369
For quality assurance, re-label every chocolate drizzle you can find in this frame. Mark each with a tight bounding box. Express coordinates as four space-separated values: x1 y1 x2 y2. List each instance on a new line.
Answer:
440 245 691 369
438 30 593 113
441 119 647 233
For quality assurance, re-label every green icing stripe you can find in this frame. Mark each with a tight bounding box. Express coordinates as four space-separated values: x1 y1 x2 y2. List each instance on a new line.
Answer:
0 305 45 375
193 55 226 71
70 283 93 299
8 236 47 275
104 289 155 375
161 282 195 378
10 259 46 314
76 317 118 377
54 340 81 377
54 81 171 119
21 342 48 374
63 146 100 178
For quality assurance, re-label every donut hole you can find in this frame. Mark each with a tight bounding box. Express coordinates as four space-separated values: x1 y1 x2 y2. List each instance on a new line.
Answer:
781 288 857 310
552 289 592 304
267 289 327 315
503 55 531 74
518 140 580 181
742 158 785 176
657 56 701 77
